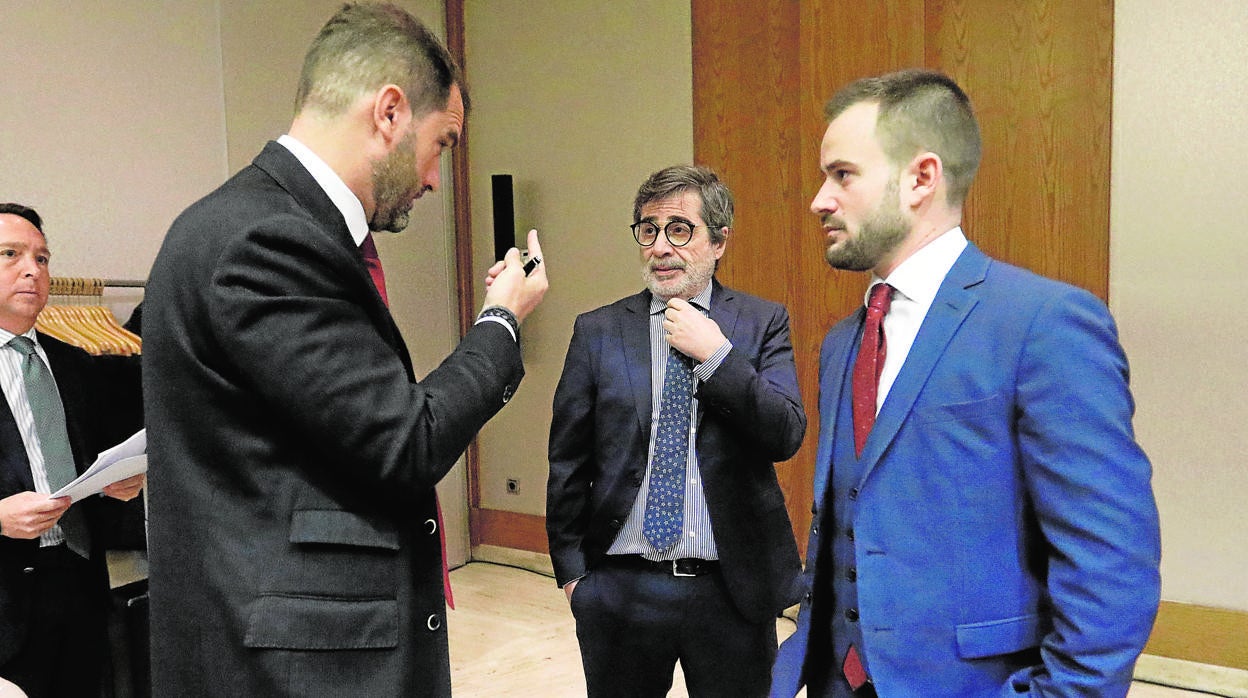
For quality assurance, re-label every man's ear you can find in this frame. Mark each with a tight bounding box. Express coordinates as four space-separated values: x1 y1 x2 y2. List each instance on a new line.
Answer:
902 152 942 208
713 226 731 259
372 84 410 145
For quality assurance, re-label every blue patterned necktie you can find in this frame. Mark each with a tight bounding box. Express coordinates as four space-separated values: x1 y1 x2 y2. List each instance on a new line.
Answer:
643 346 694 552
8 336 90 558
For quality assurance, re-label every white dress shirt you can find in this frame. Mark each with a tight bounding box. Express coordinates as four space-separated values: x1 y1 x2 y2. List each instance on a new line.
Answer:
870 226 968 412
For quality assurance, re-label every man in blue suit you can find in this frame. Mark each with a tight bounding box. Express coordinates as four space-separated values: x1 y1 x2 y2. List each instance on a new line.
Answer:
548 165 806 696
771 70 1161 697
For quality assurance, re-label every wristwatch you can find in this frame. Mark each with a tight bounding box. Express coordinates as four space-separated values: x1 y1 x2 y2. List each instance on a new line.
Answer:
476 305 520 341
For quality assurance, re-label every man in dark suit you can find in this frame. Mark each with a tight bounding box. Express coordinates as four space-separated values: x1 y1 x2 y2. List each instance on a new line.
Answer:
547 165 806 697
771 70 1161 697
143 4 547 696
0 203 145 698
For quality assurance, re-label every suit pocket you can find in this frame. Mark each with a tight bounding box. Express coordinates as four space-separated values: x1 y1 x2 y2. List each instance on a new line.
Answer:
289 509 399 550
955 613 1042 659
243 594 398 649
913 393 1005 425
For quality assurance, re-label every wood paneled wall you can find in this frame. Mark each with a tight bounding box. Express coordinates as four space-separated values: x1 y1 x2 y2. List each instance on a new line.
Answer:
692 0 1113 553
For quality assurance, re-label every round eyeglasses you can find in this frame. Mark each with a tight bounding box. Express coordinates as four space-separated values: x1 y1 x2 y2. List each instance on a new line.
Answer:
631 220 698 247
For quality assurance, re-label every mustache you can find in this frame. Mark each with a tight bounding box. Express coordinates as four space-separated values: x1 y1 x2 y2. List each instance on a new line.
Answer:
647 260 687 272
821 215 846 229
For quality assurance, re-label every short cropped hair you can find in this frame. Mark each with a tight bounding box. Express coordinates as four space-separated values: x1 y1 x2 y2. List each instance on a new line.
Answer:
632 165 733 245
294 2 469 120
0 203 44 233
826 69 981 206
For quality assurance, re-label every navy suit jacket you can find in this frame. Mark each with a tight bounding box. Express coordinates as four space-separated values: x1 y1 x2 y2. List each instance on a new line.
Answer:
772 244 1160 697
0 333 142 665
547 281 805 623
144 142 524 696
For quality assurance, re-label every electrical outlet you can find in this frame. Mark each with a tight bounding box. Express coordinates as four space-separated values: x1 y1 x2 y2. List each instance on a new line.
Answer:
506 478 520 495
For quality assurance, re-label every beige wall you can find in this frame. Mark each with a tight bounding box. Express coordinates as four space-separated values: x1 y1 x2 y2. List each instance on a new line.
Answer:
463 0 694 516
0 0 226 309
1112 1 1248 612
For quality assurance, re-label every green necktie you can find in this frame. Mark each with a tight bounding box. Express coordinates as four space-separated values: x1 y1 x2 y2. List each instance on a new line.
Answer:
8 336 90 558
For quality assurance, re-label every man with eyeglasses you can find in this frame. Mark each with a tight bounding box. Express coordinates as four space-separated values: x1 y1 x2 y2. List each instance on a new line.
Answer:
547 165 806 696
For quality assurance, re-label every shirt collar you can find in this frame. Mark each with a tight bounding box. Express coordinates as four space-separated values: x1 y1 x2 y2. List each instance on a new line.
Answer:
866 226 968 307
1 327 39 349
277 134 370 246
650 282 714 315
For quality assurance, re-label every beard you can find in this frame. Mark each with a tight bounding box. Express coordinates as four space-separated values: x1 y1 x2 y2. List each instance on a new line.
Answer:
641 256 716 301
369 131 421 233
824 181 909 272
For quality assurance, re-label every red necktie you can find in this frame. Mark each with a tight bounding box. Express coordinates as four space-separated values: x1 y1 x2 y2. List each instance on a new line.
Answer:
851 283 893 457
844 283 891 690
360 232 389 307
361 233 455 610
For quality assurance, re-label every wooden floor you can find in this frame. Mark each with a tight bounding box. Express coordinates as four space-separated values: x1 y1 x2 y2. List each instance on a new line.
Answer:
447 562 1216 697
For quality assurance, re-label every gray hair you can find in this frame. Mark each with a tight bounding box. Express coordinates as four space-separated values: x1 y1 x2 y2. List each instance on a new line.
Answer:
632 165 733 244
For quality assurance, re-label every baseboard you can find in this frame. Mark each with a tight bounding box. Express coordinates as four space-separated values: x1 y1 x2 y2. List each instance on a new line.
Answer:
1145 601 1248 672
471 544 554 578
1135 654 1248 697
469 506 548 554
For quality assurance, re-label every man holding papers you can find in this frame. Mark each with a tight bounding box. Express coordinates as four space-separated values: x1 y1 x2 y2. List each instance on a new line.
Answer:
0 203 145 698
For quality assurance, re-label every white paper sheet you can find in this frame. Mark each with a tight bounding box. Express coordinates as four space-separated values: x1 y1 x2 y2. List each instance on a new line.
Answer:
52 429 147 502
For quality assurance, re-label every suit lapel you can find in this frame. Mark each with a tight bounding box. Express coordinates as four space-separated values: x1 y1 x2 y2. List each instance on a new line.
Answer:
0 335 91 495
707 280 740 342
252 142 412 377
620 292 654 433
813 313 860 508
0 391 35 493
856 244 989 483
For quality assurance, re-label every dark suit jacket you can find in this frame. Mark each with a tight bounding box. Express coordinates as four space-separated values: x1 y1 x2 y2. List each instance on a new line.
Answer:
0 333 142 665
143 142 524 696
772 244 1161 697
547 281 805 623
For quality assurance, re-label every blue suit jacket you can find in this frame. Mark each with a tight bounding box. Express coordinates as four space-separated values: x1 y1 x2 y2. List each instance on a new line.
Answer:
547 281 805 623
773 244 1160 697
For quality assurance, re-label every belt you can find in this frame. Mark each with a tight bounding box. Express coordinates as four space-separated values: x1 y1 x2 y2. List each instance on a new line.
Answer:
608 555 719 577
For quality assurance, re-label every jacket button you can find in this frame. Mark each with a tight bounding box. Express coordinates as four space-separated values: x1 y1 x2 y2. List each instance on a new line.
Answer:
609 519 622 530
425 518 437 535
846 527 855 541
23 567 35 574
426 614 442 631
804 591 813 603
502 386 515 404
846 567 857 582
631 473 643 486
845 608 859 622
848 487 859 501
811 525 819 536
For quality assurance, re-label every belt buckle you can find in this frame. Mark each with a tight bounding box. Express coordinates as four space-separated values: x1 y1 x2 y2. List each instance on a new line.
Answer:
671 559 696 577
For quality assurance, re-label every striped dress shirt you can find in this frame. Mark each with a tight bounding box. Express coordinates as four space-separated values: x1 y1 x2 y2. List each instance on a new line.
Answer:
0 328 68 548
607 283 731 562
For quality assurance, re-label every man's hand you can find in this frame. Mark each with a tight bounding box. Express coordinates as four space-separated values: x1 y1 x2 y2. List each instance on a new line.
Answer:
0 492 70 539
103 473 145 501
663 297 727 363
482 229 549 323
